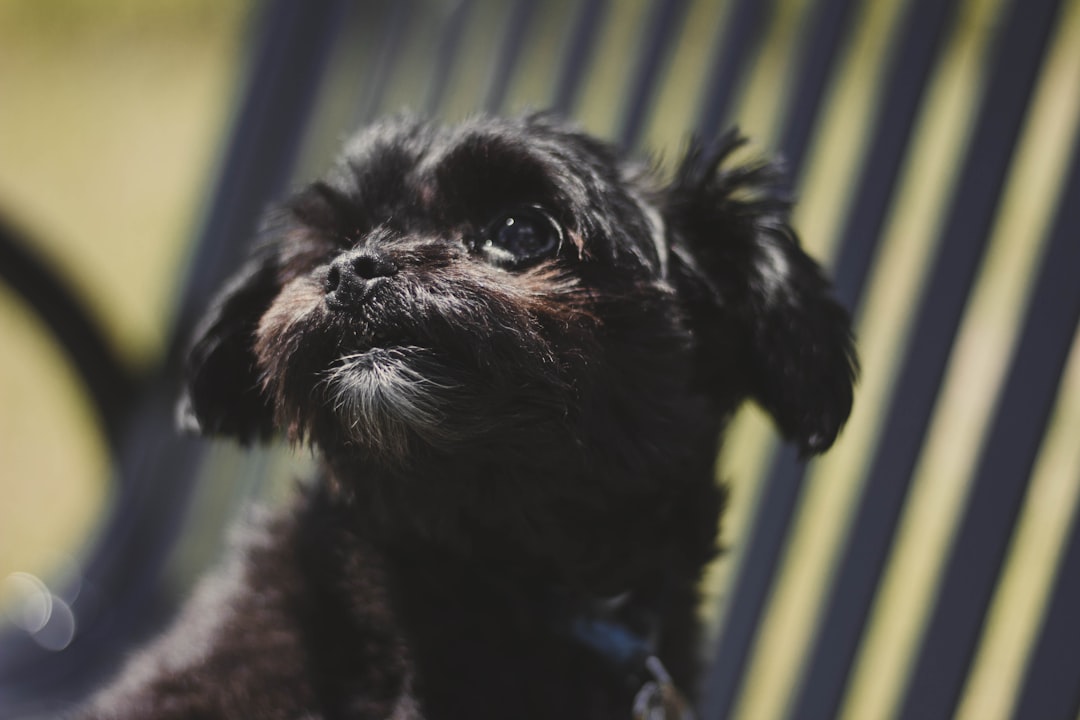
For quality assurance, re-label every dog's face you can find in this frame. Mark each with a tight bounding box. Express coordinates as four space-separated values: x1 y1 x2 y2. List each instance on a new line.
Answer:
180 115 854 553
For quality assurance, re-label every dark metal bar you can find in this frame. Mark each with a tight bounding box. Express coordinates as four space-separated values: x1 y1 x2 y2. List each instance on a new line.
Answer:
1012 482 1080 720
484 0 538 113
616 0 692 149
355 0 416 125
696 445 801 719
899 119 1080 720
551 0 609 116
697 0 958 714
172 0 349 351
831 0 959 311
695 0 775 139
775 0 859 179
423 0 474 117
791 0 1064 715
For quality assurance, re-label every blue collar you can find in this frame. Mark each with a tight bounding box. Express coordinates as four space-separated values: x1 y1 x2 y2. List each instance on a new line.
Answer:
548 591 699 720
569 610 655 676
560 598 697 719
547 588 658 678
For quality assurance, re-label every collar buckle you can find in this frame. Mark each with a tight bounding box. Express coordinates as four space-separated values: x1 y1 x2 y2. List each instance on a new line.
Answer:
632 656 696 720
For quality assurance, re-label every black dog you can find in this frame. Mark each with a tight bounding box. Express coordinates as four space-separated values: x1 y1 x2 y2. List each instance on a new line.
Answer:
81 114 855 719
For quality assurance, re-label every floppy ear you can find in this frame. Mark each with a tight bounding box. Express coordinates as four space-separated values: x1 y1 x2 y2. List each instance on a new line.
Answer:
664 132 857 456
177 245 281 443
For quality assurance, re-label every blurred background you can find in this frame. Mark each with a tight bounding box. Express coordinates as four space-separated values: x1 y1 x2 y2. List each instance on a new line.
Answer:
1 0 1078 718
0 0 251 607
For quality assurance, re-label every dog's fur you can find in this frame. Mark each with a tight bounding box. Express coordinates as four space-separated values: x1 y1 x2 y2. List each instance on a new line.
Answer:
81 114 855 719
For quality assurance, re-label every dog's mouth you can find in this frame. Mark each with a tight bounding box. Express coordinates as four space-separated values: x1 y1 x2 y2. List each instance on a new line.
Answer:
323 291 424 357
349 323 420 355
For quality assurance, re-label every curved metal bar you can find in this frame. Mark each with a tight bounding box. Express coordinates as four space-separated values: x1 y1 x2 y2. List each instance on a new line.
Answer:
0 215 137 453
0 0 349 711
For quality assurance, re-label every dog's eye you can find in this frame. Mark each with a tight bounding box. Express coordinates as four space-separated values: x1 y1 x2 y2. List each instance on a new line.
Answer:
481 206 563 267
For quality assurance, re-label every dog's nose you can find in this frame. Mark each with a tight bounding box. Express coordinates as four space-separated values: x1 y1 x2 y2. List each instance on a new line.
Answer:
325 249 398 304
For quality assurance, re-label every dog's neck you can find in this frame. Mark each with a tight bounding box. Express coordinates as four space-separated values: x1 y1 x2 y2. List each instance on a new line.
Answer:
308 451 721 699
318 450 719 595
369 522 699 716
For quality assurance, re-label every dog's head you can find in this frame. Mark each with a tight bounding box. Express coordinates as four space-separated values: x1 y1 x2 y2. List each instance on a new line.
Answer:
180 113 854 513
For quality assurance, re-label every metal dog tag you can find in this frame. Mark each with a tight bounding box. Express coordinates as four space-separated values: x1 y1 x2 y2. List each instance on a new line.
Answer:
632 656 696 720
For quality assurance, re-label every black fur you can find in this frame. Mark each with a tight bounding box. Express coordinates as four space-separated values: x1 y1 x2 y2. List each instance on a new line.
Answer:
82 114 856 719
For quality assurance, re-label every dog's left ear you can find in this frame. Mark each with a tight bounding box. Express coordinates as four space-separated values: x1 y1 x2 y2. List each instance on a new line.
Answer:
177 245 280 443
662 133 857 456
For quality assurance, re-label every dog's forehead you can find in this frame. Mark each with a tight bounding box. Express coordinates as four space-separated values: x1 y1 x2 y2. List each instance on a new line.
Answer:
412 119 612 207
338 117 668 276
419 125 567 210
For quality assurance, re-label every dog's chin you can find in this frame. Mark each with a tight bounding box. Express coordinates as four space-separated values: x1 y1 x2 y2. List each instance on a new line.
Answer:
323 346 464 460
288 342 575 469
261 324 475 462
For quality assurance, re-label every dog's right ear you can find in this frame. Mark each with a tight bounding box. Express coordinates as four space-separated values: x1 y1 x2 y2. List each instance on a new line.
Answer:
177 244 281 443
